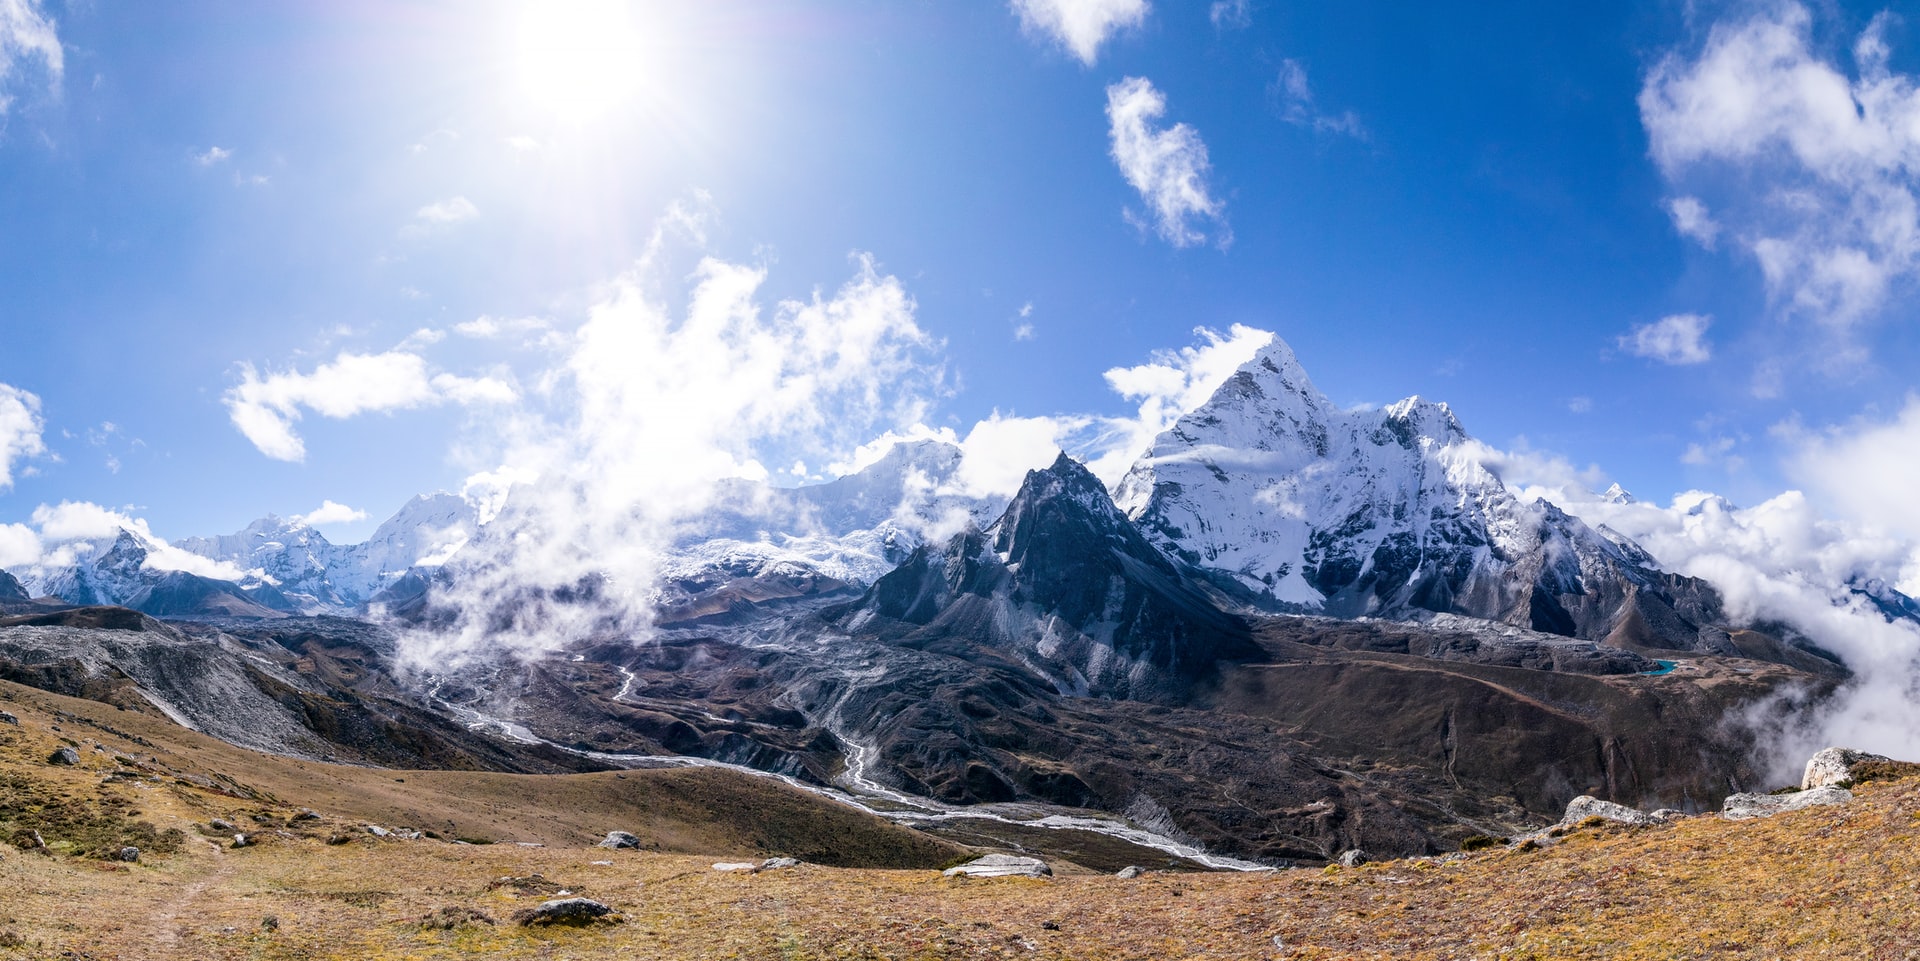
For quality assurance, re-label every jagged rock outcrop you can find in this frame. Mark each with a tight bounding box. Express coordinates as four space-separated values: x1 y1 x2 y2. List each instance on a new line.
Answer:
846 452 1259 701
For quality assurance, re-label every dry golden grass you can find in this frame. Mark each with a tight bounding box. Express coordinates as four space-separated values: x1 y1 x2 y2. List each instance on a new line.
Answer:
4 680 1920 959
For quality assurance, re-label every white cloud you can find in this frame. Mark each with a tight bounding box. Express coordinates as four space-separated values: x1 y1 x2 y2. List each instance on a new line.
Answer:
1665 195 1720 248
505 135 540 152
1013 323 1036 341
23 501 247 581
413 196 479 225
1640 4 1920 328
1681 434 1744 472
1783 394 1920 548
0 381 46 491
0 0 62 114
396 327 444 350
399 236 944 663
455 315 550 340
1209 0 1250 30
1106 76 1227 248
1011 0 1148 65
224 350 518 462
1619 313 1713 365
1568 396 1593 414
1272 60 1367 139
294 500 369 527
194 145 231 166
0 522 39 569
951 413 1083 499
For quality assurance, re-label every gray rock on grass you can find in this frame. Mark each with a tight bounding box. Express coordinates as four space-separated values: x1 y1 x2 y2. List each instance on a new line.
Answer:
1560 795 1661 827
1722 785 1853 821
512 898 614 927
47 746 80 766
599 831 641 850
942 854 1052 879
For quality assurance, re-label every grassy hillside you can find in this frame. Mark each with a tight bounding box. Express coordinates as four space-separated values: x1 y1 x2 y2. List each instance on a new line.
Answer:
3 678 1918 959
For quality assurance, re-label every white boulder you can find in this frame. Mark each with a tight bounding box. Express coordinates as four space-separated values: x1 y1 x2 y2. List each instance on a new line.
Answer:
1801 747 1892 790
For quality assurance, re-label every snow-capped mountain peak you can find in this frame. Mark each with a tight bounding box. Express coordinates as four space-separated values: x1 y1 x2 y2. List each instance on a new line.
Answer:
1117 334 1722 648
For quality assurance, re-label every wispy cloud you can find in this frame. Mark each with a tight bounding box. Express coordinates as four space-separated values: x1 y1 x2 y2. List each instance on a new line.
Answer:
1665 195 1720 249
194 145 231 166
224 350 517 462
1619 313 1712 365
0 0 62 115
1209 0 1250 30
1641 4 1920 331
0 381 46 491
414 196 479 225
1106 76 1227 247
1010 0 1148 66
1272 59 1367 139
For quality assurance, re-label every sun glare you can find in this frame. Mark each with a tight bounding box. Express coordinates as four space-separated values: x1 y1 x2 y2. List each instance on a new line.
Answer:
509 1 655 123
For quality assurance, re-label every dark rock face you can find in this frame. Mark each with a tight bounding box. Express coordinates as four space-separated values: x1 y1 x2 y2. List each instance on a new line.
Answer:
0 570 28 604
849 453 1259 702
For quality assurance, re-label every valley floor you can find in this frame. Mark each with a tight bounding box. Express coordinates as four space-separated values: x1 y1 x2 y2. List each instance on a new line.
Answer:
3 684 1918 960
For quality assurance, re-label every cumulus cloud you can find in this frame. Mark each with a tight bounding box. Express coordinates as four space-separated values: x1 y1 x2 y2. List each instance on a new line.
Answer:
413 196 479 225
1619 313 1713 365
1272 60 1367 139
0 382 46 491
0 522 38 570
294 500 369 527
1010 0 1148 65
1783 394 1920 551
398 230 944 664
0 0 61 114
224 350 518 462
1640 4 1920 329
1106 77 1228 247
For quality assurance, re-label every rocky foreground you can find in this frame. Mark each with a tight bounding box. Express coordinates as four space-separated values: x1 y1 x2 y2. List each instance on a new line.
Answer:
4 685 1920 959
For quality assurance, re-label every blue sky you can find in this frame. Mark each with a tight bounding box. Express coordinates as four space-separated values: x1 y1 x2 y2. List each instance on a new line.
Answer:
2 0 1920 549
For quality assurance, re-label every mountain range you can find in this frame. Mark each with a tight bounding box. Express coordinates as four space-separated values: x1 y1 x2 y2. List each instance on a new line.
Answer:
0 333 1889 863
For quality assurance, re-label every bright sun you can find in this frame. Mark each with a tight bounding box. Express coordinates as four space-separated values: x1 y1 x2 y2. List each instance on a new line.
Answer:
509 1 654 123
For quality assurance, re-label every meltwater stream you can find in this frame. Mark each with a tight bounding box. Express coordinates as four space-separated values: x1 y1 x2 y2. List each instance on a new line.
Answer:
424 673 1274 873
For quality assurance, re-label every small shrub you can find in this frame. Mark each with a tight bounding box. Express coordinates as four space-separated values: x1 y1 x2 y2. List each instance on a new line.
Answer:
1458 834 1503 852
